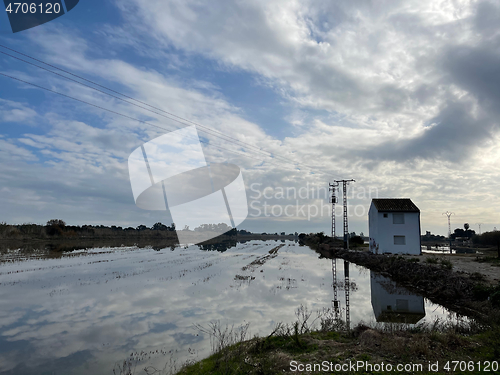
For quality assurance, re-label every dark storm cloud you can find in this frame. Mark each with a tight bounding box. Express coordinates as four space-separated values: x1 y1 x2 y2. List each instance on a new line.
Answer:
444 46 500 112
359 101 494 163
358 0 500 164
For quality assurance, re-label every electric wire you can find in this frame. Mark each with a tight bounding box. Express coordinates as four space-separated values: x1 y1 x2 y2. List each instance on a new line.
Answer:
0 72 319 175
0 44 340 178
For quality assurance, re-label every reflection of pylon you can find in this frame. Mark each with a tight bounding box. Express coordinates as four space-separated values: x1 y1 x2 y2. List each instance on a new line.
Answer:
344 260 350 329
332 259 339 318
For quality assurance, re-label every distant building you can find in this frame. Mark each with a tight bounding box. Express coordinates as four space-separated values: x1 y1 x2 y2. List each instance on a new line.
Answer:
369 198 421 255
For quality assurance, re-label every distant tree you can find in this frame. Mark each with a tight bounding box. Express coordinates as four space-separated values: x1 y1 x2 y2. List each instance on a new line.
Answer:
136 225 148 231
46 219 66 227
46 219 66 236
451 227 475 239
317 231 326 244
464 223 470 231
152 222 167 231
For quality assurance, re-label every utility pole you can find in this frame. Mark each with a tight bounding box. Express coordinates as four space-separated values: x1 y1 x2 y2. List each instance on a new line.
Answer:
443 211 454 254
334 179 355 249
443 211 454 238
476 223 482 235
329 182 339 238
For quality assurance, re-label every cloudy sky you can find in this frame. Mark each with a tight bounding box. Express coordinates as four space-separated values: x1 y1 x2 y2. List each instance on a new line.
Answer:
1 0 499 236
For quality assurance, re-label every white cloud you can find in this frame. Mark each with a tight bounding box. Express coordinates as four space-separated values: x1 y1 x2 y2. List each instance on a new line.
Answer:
2 1 500 234
0 99 38 124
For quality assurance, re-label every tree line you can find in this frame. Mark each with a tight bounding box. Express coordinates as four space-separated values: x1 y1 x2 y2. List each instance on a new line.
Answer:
0 220 247 240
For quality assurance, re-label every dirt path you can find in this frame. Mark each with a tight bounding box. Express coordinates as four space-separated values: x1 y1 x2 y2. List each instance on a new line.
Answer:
403 251 500 285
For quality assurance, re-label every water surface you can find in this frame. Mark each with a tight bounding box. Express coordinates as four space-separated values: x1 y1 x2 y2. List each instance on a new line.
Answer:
0 241 466 374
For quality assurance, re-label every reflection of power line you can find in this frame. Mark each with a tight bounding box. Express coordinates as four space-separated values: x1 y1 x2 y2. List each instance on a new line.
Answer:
331 258 339 317
344 260 350 330
331 258 352 330
0 45 341 179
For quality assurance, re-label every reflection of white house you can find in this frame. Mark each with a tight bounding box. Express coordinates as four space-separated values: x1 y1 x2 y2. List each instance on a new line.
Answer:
370 272 425 324
369 198 421 255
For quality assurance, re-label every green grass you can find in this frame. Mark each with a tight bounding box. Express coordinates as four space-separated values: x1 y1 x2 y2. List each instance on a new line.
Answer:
439 258 453 270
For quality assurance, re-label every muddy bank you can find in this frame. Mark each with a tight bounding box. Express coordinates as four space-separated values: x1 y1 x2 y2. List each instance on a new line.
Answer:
302 235 500 324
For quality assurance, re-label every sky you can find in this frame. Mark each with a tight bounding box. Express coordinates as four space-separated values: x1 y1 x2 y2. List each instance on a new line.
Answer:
0 0 499 236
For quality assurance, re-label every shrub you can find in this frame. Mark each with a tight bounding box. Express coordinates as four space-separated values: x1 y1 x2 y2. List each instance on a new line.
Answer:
440 259 453 270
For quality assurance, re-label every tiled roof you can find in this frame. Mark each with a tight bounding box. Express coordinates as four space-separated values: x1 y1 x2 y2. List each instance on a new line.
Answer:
371 198 420 212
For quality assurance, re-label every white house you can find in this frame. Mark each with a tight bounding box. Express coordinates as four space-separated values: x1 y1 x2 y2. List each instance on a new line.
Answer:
369 198 421 255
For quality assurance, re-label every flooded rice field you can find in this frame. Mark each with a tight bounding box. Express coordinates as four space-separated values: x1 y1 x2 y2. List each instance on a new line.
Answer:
0 241 467 375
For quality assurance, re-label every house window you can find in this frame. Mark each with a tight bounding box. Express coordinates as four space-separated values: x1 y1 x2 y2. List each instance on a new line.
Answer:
394 235 406 245
393 213 405 224
383 213 388 218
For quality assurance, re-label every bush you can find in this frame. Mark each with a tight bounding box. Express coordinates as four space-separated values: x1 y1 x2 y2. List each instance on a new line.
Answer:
46 219 66 236
440 259 453 270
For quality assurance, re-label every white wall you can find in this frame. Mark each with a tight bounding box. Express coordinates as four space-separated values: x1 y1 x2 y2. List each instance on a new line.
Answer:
369 205 421 255
368 202 378 253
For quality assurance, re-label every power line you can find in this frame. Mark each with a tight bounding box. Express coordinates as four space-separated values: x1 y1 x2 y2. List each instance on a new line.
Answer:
0 44 341 179
329 182 338 238
442 211 454 238
0 72 270 165
0 49 282 163
0 71 329 176
443 211 454 254
476 223 482 235
334 179 355 250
